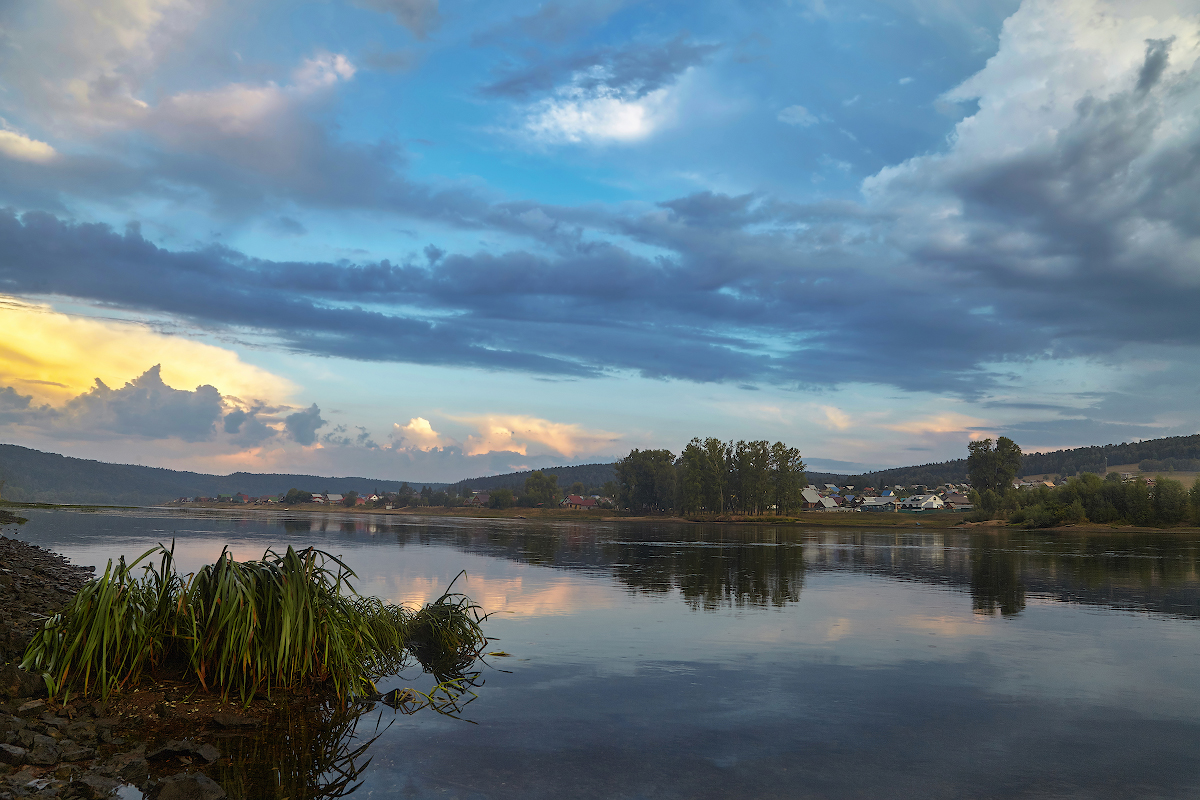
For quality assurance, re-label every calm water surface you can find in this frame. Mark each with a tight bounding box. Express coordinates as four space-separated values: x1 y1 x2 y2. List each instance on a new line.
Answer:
6 508 1200 799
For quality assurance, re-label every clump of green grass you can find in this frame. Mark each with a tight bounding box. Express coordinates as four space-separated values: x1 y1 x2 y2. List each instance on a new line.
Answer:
22 544 488 704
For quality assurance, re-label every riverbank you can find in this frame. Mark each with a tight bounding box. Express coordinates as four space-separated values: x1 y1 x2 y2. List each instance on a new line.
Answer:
0 533 396 799
151 502 1200 532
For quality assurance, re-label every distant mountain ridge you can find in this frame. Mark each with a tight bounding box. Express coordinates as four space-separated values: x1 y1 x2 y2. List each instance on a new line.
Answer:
4 433 1198 507
845 433 1200 488
0 444 446 506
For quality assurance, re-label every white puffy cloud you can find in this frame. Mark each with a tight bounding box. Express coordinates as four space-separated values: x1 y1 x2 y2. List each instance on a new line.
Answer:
458 413 620 457
523 66 680 144
391 417 457 451
0 129 57 163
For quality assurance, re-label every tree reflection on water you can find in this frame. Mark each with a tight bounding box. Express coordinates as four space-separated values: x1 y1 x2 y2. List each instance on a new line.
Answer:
213 670 484 799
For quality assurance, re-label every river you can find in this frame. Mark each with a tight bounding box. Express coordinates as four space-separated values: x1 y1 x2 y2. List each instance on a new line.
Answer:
8 507 1200 799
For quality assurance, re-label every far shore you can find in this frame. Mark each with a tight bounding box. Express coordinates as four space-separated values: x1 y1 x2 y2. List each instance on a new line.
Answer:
7 500 1197 534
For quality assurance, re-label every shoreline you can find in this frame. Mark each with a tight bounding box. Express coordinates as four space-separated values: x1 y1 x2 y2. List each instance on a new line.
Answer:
0 533 405 799
9 500 1199 534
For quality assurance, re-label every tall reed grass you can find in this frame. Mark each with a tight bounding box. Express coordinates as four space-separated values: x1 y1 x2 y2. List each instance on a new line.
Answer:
22 544 487 704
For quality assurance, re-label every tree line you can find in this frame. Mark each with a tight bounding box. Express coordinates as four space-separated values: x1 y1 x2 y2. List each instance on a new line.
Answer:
615 438 808 515
967 436 1200 527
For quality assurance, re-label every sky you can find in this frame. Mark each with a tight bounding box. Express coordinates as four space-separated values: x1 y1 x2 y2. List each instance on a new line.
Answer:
1 0 1199 482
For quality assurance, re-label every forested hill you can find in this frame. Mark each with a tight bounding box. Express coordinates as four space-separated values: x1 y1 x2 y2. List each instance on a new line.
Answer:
846 433 1200 488
0 444 445 506
451 463 617 494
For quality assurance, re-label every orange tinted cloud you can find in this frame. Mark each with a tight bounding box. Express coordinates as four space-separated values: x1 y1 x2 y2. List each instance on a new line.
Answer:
0 296 294 405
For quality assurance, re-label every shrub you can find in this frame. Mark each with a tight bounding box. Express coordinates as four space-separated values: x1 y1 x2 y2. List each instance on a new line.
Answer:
22 545 487 704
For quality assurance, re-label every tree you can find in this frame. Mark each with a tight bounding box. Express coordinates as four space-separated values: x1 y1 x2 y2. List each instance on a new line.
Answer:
568 481 586 497
615 449 677 512
1152 477 1188 524
524 471 560 506
769 442 806 515
341 491 358 507
282 488 312 505
967 437 1023 494
489 488 514 509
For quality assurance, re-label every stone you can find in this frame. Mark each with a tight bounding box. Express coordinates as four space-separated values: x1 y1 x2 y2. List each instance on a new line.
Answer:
27 741 60 765
64 722 95 745
149 772 226 800
0 744 25 765
0 667 44 702
58 742 93 762
67 774 121 800
105 752 148 785
147 740 218 764
207 713 260 729
15 701 44 715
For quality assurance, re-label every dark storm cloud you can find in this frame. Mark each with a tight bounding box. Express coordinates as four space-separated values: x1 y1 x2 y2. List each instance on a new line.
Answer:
1137 37 1174 93
3 19 1200 403
0 205 1030 394
284 403 327 446
0 367 224 441
222 405 279 447
482 34 719 99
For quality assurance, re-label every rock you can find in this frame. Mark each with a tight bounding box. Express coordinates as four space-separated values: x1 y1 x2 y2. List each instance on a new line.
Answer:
67 774 123 800
58 741 94 762
0 667 44 701
27 740 60 765
149 772 226 800
64 722 95 744
147 740 219 764
16 700 44 715
0 715 26 733
207 713 260 729
102 752 148 785
0 744 26 765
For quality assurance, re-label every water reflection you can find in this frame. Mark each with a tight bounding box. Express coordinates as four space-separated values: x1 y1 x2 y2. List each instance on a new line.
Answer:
970 541 1026 617
15 509 1200 619
213 700 380 800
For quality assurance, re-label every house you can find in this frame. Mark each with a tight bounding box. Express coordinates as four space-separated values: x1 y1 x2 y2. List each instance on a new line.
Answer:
563 494 598 510
818 496 838 510
824 484 839 492
860 497 898 512
800 487 823 509
900 494 945 511
326 493 343 505
471 492 490 507
943 492 973 510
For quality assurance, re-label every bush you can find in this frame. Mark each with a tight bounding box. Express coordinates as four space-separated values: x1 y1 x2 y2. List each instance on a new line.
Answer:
22 545 487 704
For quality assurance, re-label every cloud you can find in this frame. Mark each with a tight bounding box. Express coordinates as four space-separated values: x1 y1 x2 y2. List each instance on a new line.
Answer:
351 0 440 38
483 34 718 99
0 295 295 406
392 417 456 451
778 105 819 127
0 366 223 442
524 82 676 144
62 366 223 441
285 403 327 446
496 35 715 145
457 414 620 457
0 130 57 163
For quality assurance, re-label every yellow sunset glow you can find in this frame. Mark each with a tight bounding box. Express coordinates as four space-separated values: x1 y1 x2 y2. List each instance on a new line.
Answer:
0 297 294 404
